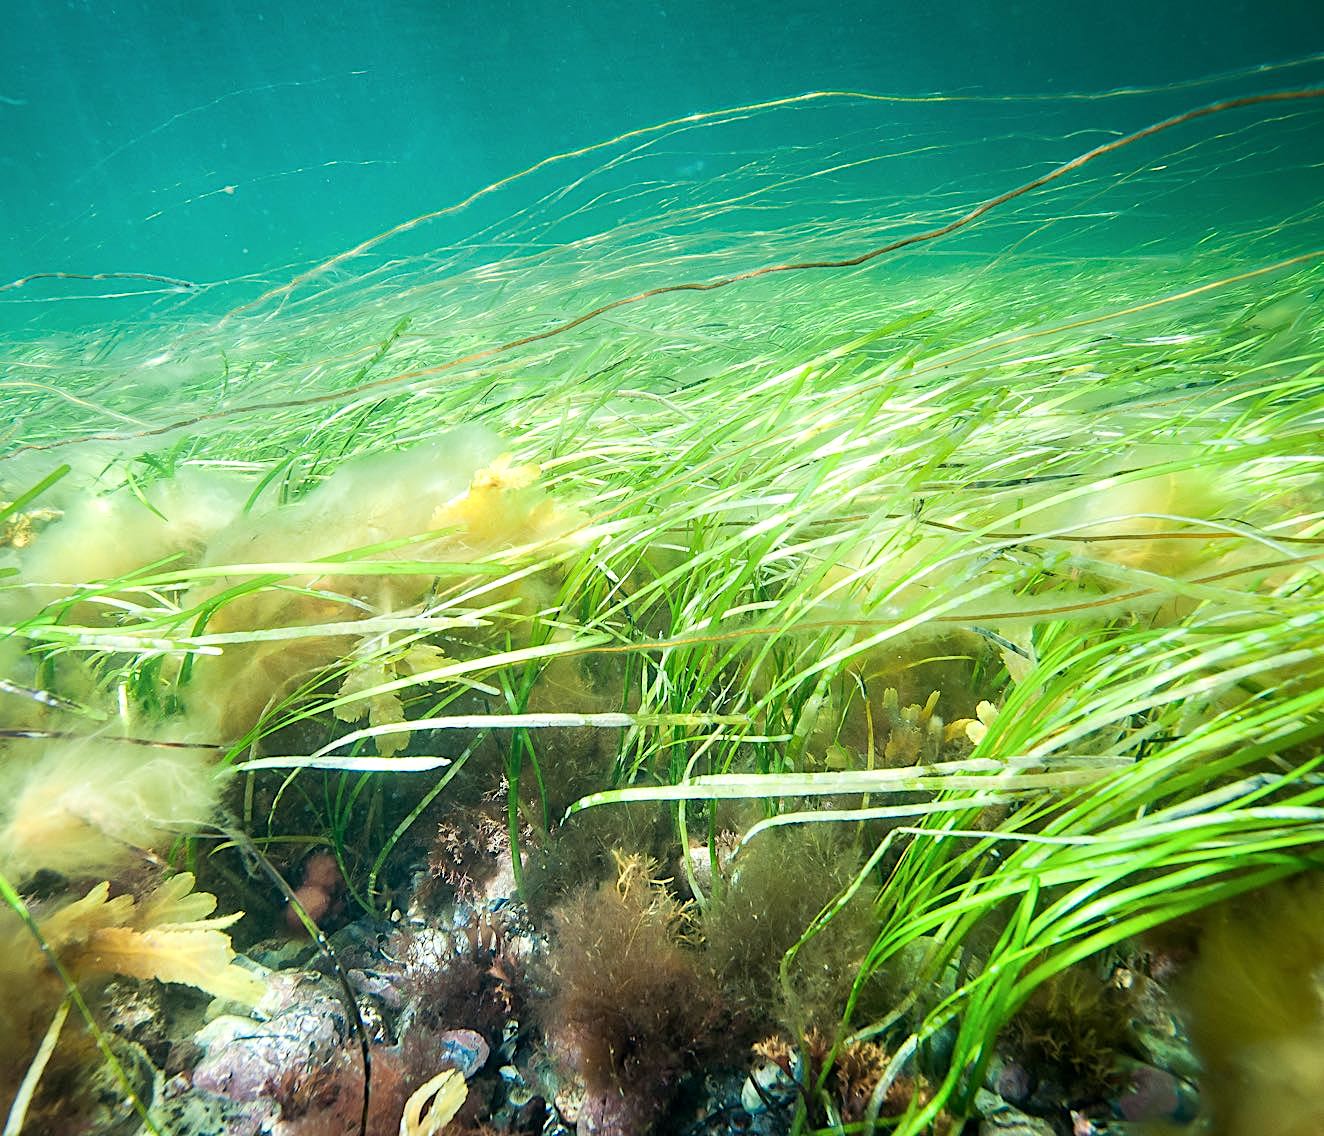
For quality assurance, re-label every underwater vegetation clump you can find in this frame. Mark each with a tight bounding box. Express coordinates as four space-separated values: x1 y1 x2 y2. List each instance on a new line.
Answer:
543 853 727 1135
703 826 886 1035
0 871 259 1129
1174 873 1324 1136
0 736 221 879
1 72 1323 1134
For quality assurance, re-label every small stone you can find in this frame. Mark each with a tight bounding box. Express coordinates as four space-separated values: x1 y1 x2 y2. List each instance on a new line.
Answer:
555 1080 586 1125
436 1028 490 1078
995 1061 1032 1105
346 967 402 1007
192 976 346 1102
511 1095 548 1132
154 1074 275 1136
740 1058 797 1113
1113 1061 1197 1123
500 1016 520 1059
975 1089 1057 1136
983 1055 1032 1105
1133 1023 1201 1081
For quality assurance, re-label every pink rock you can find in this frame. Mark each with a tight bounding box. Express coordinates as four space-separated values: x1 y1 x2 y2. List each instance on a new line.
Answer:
1115 1064 1180 1122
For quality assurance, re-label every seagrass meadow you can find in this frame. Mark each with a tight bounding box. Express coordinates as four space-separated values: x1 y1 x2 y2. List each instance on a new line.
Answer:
1 65 1323 1136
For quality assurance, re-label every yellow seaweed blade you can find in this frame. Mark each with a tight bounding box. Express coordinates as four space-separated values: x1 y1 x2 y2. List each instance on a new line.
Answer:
399 1068 467 1136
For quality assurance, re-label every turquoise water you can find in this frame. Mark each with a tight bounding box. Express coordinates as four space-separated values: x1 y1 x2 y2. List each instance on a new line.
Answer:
1 1 1321 335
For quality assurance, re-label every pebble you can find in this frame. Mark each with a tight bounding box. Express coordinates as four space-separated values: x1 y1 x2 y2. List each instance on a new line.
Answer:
739 1057 797 1113
982 1055 1032 1105
975 1089 1057 1136
1112 1059 1198 1123
192 975 346 1101
437 1027 490 1078
554 1080 586 1125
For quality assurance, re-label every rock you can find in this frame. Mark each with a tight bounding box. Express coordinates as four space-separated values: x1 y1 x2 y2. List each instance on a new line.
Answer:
995 1061 1032 1105
153 1074 275 1136
192 974 346 1101
740 1057 797 1113
437 1027 490 1078
1112 1059 1198 1123
982 1055 1032 1105
975 1089 1057 1136
554 1080 586 1125
348 966 405 1008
